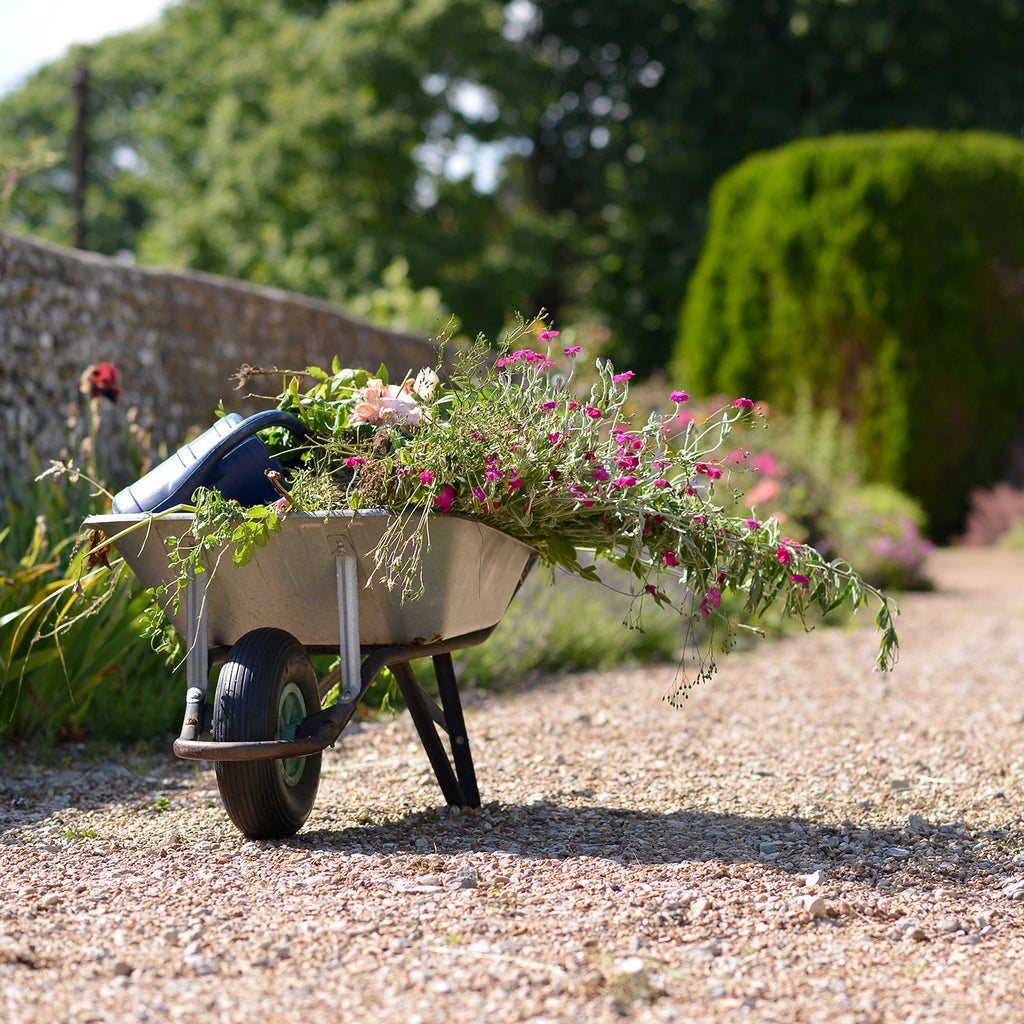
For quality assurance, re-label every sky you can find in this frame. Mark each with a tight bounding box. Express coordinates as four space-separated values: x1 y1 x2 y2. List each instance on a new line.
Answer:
0 0 173 98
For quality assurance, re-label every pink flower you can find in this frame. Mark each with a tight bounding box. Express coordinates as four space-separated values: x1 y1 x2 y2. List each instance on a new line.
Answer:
612 371 634 383
547 432 562 445
733 397 754 409
591 465 609 482
538 330 560 341
541 400 558 411
750 451 779 476
563 345 581 355
777 544 793 566
695 462 722 480
692 515 707 525
653 478 670 488
663 551 678 567
434 485 455 513
699 587 722 619
744 518 761 530
418 469 434 485
584 406 602 419
645 584 659 597
670 389 689 403
507 476 523 491
473 487 488 503
612 475 637 488
790 574 810 585
745 478 780 509
485 468 503 481
344 457 367 467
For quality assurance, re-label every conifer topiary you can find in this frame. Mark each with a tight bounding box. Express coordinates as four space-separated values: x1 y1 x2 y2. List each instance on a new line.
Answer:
673 130 1024 539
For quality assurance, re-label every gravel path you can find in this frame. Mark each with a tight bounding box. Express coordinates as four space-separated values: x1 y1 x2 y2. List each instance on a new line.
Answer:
2 546 1024 1024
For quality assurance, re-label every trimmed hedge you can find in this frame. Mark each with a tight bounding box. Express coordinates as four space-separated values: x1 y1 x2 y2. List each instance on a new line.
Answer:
673 130 1024 539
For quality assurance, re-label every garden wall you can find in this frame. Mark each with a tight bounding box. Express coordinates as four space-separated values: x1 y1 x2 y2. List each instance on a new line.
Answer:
0 232 438 490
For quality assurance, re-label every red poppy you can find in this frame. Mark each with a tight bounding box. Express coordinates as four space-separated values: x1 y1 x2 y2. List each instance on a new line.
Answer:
83 362 123 402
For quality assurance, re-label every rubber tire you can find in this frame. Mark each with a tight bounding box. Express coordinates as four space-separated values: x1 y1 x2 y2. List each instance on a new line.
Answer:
212 627 322 839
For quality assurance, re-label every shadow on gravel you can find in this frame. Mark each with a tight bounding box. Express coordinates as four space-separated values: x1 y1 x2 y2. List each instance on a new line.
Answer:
299 800 1022 889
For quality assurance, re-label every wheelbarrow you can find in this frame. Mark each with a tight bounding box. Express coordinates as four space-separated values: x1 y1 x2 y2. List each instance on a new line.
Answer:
84 509 536 840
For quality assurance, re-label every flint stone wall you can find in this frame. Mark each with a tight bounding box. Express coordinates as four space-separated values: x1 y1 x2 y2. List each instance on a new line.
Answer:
0 232 438 491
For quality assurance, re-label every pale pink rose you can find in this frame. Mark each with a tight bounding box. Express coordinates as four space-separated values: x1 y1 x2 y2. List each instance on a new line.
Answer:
347 379 419 426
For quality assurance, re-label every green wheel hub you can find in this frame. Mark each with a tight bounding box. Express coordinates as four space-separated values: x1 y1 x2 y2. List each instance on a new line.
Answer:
277 680 307 787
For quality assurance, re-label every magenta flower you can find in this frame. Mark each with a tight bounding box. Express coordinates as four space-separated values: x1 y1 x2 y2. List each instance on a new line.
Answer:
790 574 810 585
541 400 558 412
744 518 761 530
645 584 659 597
591 465 609 482
612 371 634 383
547 432 562 444
584 406 602 419
777 544 793 566
663 550 678 567
434 485 455 513
567 400 579 410
507 476 523 491
733 397 754 409
695 462 722 480
653 478 670 488
612 475 637 488
699 587 722 619
563 345 581 355
538 330 560 341
473 487 487 503
670 389 689 403
418 469 434 486
344 457 367 467
692 515 707 524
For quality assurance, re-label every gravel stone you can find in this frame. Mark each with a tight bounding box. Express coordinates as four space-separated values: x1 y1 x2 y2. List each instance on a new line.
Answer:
2 547 1024 1023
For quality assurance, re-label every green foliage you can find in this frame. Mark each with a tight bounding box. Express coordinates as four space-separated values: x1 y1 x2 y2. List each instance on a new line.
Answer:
444 566 685 690
675 130 1024 539
6 1 1024 373
0 455 177 743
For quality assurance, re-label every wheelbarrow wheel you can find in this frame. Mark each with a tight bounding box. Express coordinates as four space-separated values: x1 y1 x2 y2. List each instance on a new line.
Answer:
212 627 322 839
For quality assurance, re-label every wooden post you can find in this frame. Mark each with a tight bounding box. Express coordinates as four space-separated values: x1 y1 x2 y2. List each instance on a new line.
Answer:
70 61 89 249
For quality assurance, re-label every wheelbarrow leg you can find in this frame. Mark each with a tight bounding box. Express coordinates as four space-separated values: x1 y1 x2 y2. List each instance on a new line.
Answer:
390 659 480 808
432 652 480 807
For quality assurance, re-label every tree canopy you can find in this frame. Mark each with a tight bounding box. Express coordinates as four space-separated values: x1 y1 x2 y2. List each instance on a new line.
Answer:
4 0 1024 373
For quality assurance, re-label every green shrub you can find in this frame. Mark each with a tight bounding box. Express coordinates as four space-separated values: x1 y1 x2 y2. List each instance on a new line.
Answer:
674 130 1024 539
0 459 177 744
697 389 933 592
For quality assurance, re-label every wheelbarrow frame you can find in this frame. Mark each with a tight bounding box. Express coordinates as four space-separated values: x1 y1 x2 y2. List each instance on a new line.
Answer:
84 510 537 829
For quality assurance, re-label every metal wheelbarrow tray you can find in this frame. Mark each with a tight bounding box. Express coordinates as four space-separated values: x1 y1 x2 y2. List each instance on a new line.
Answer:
85 510 536 839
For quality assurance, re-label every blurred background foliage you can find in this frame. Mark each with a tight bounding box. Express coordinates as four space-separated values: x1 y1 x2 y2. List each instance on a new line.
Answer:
4 0 1024 744
4 0 1024 374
